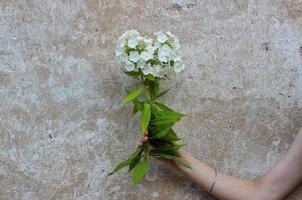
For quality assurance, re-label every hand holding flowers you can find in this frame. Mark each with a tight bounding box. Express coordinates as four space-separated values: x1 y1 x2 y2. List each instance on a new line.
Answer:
108 30 190 184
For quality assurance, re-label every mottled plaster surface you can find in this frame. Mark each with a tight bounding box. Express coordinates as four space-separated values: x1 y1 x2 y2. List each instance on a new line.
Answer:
0 0 301 199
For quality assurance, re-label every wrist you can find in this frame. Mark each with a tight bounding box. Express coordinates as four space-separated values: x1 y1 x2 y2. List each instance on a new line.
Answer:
178 149 192 160
174 150 193 170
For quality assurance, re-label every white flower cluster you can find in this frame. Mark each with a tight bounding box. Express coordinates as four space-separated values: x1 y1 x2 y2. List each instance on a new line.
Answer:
115 30 185 78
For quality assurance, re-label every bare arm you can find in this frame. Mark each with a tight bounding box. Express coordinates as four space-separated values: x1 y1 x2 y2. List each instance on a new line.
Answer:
151 128 302 200
258 127 302 200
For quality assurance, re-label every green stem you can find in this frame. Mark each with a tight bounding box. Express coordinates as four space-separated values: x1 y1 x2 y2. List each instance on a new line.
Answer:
146 141 150 162
139 75 161 162
140 74 148 100
140 74 144 84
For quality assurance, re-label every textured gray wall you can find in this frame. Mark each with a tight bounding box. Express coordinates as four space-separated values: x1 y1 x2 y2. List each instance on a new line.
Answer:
0 0 301 199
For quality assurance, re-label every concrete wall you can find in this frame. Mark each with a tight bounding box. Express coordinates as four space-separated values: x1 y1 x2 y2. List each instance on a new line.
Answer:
0 0 301 199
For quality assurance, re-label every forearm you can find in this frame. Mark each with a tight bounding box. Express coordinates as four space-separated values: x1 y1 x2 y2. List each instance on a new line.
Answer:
173 128 302 200
258 128 302 200
175 150 260 200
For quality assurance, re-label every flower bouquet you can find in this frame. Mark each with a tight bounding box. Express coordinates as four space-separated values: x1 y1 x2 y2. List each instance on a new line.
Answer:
108 30 190 184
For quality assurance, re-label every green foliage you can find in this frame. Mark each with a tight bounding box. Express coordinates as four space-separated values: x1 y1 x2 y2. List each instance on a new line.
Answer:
108 74 190 184
140 103 151 135
132 98 143 114
107 147 143 176
155 88 170 99
145 74 156 81
161 129 181 141
128 156 141 172
123 87 144 103
123 71 141 77
132 160 149 184
151 125 171 139
150 110 184 125
150 103 158 116
149 81 159 100
154 102 173 111
107 159 131 177
158 153 180 160
155 143 184 152
157 110 185 118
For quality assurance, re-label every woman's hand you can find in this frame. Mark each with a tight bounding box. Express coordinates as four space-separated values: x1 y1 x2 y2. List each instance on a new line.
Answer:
138 131 188 169
137 131 149 147
138 129 302 200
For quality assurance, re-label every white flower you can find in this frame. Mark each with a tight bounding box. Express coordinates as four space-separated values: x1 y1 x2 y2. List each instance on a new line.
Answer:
127 38 139 48
159 44 172 56
145 44 155 53
128 51 140 62
153 41 161 49
141 63 152 75
156 32 168 43
116 30 185 78
116 53 128 63
115 48 123 57
143 38 153 45
158 44 172 62
174 61 185 73
141 64 164 77
151 65 162 77
175 55 182 61
137 60 146 69
115 40 126 57
124 61 136 71
167 31 180 49
158 53 167 62
120 29 140 40
173 39 180 50
140 51 153 61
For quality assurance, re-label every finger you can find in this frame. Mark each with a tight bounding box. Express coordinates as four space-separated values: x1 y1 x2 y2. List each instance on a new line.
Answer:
137 140 143 147
142 136 148 142
139 136 147 143
144 131 148 136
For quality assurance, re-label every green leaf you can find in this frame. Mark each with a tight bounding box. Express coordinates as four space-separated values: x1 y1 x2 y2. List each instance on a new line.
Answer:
140 103 151 135
161 129 181 141
161 153 180 160
157 110 185 118
123 87 144 103
107 147 143 176
150 119 177 126
132 161 149 184
150 103 158 116
128 147 144 160
123 71 141 77
156 88 170 99
149 81 159 100
132 98 143 114
145 74 156 81
107 159 131 176
150 123 173 137
143 79 151 86
155 144 184 152
150 151 181 160
151 115 182 126
150 110 185 125
152 126 171 139
154 102 173 111
128 156 141 172
151 123 173 131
